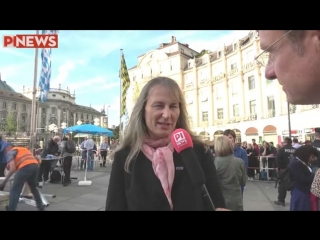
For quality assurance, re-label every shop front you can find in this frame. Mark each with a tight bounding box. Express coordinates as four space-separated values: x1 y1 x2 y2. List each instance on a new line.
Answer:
304 128 316 141
282 130 302 141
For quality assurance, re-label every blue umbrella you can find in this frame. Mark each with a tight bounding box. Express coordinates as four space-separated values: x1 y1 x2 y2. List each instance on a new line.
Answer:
63 124 114 137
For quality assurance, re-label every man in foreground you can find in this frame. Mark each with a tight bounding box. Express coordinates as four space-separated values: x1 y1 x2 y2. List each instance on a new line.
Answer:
0 142 44 211
257 30 320 105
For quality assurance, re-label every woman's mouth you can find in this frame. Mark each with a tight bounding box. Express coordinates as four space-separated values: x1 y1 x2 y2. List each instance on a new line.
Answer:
157 122 170 126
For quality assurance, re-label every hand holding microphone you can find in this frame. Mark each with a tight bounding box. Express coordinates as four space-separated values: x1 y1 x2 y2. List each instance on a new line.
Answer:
170 128 216 211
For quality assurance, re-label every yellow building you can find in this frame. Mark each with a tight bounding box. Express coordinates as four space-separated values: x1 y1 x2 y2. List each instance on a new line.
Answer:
128 31 320 144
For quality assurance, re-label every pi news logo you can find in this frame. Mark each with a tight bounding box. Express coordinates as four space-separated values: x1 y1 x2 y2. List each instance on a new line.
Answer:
173 131 187 146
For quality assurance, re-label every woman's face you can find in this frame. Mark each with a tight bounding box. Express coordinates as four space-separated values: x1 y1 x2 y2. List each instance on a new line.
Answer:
144 85 180 140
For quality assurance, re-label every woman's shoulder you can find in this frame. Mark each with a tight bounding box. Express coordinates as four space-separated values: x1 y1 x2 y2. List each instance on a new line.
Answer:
114 146 131 159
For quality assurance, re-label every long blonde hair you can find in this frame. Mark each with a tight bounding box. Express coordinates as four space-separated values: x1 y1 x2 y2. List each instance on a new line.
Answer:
111 77 205 172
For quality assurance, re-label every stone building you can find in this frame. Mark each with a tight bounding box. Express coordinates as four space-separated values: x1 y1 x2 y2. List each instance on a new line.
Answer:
0 76 105 142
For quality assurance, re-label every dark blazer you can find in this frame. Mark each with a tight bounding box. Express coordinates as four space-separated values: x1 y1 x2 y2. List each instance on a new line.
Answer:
289 158 315 193
105 143 226 211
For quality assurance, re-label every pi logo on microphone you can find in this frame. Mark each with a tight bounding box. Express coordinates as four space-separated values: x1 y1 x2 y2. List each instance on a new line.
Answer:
174 131 187 146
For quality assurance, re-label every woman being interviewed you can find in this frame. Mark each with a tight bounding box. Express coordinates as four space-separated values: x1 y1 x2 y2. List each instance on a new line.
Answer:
105 77 226 211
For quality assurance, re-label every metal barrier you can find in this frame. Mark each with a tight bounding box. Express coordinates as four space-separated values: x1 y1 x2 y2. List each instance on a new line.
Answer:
247 156 277 181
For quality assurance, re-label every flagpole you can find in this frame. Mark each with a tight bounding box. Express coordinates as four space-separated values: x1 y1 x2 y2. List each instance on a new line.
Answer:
119 49 123 142
30 30 39 154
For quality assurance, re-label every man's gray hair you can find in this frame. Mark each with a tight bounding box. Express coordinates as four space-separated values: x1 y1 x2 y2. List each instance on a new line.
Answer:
53 136 61 141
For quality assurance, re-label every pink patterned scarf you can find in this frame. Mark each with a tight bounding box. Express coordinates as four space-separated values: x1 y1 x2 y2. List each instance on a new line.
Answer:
141 136 175 210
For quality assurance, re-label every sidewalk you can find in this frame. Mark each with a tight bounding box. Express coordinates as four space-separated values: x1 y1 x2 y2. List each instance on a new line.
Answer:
0 163 290 211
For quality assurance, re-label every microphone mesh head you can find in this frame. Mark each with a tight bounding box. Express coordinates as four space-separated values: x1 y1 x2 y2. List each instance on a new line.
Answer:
171 128 193 153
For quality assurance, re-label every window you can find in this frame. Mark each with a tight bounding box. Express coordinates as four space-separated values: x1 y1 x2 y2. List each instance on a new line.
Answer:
3 102 6 109
233 104 239 117
217 51 221 58
180 49 184 54
51 107 56 114
216 85 223 100
217 108 224 119
249 100 256 114
191 52 194 57
248 75 255 90
202 56 207 64
87 114 89 119
202 111 208 121
22 116 26 122
13 103 17 110
233 43 238 51
188 62 192 68
23 105 26 111
231 82 238 95
230 58 237 70
267 96 275 117
246 50 254 62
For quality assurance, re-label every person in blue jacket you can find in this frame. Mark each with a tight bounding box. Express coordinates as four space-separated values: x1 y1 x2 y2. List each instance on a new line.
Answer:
223 129 248 193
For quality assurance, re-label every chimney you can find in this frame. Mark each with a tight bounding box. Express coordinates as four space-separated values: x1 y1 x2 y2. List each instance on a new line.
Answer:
171 36 175 43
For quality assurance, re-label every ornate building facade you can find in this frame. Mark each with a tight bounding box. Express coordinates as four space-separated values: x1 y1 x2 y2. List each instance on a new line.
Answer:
127 31 320 144
22 85 106 141
0 77 32 134
0 77 105 142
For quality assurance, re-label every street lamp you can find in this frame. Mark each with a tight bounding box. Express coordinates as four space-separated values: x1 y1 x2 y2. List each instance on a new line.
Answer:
106 105 110 128
61 122 67 136
94 117 100 145
77 120 82 126
287 101 292 139
94 117 100 126
48 123 57 136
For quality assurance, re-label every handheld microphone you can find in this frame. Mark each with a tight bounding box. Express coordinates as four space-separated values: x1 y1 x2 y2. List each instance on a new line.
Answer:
171 128 215 211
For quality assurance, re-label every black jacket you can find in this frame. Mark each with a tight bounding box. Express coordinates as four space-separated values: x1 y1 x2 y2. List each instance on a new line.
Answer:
312 139 320 167
275 145 296 169
105 143 226 211
40 138 59 158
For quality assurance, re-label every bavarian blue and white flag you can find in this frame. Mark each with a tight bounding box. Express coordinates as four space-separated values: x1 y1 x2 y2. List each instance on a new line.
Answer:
38 30 58 102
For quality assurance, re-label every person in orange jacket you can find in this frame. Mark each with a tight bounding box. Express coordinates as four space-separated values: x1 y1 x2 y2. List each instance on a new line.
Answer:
0 142 44 211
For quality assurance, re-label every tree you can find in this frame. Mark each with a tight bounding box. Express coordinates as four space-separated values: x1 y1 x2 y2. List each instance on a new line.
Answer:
4 113 17 136
110 124 120 140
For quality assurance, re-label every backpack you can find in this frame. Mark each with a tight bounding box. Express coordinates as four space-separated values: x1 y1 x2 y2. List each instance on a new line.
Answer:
65 140 76 153
278 168 294 191
50 170 62 183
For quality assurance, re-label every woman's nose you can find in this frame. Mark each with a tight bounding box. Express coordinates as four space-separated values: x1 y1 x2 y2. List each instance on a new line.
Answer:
162 106 171 119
